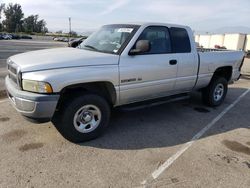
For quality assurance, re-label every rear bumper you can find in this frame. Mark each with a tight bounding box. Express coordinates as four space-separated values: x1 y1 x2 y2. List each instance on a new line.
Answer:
5 76 59 122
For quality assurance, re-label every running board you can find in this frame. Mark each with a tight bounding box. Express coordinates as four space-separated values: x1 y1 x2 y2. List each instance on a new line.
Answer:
118 93 189 111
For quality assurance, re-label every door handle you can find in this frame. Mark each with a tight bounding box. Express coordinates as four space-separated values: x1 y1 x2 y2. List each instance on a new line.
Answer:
169 60 177 65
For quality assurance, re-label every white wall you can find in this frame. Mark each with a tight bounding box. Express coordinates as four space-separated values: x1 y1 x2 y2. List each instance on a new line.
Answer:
195 33 249 51
195 35 200 43
223 34 246 50
209 34 225 48
245 35 250 51
199 35 211 48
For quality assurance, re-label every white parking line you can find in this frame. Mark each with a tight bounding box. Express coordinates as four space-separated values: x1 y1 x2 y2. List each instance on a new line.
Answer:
141 88 250 186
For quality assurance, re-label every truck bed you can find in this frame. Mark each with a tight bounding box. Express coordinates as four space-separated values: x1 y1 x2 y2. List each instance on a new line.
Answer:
194 49 245 90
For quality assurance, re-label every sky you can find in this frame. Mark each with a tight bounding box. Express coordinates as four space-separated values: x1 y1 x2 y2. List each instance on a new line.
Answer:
1 0 250 34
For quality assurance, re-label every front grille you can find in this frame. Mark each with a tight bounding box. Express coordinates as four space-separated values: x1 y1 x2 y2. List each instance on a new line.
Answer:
8 72 18 84
8 64 17 75
7 60 19 86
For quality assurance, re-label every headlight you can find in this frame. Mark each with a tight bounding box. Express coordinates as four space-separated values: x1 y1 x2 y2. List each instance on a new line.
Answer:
22 80 53 93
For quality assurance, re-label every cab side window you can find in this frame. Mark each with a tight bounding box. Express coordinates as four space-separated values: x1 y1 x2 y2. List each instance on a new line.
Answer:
169 27 191 53
137 26 171 54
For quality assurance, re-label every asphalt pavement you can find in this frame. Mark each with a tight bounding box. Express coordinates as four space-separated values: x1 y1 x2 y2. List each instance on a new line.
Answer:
0 79 250 187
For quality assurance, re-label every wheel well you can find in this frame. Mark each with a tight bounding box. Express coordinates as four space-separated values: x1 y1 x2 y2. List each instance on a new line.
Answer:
213 66 232 81
56 82 117 110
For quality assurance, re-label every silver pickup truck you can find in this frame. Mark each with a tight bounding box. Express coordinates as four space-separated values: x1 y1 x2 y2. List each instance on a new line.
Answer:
5 22 245 143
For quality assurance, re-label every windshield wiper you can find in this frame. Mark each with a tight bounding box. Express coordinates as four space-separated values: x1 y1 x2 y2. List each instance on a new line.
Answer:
84 45 98 51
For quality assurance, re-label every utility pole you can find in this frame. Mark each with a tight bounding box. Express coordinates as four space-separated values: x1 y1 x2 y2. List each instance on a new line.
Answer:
68 17 71 44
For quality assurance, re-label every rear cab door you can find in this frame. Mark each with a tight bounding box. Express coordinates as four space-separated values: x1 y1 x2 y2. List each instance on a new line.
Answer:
170 27 199 92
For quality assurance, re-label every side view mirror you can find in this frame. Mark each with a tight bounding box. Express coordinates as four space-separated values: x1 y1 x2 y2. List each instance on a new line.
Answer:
129 40 150 55
68 39 84 48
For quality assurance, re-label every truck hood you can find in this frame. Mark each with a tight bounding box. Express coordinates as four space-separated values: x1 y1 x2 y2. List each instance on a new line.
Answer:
10 47 119 72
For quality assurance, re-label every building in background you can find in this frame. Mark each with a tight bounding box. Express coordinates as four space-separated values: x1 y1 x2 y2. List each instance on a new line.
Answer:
195 33 249 51
195 35 200 44
223 34 246 50
198 35 211 48
245 35 250 52
209 34 225 48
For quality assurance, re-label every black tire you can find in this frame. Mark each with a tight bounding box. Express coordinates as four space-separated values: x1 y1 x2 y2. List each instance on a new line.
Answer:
202 77 228 107
52 94 110 143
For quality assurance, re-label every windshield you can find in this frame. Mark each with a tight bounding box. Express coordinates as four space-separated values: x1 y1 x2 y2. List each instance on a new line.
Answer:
78 24 139 54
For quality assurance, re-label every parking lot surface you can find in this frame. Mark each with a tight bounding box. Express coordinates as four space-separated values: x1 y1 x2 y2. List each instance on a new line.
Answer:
0 40 66 91
0 79 250 188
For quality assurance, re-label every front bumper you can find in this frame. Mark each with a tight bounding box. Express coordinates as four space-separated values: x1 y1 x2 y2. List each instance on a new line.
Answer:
5 76 60 122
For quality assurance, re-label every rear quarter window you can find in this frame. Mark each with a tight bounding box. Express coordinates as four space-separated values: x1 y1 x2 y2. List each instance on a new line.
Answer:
169 27 191 53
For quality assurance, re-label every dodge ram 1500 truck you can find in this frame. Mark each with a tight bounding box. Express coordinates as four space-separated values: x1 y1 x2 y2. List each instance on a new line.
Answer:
5 22 245 143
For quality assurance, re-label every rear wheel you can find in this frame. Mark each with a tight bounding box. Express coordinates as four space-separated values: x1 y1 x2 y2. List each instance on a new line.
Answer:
52 94 110 143
202 77 228 107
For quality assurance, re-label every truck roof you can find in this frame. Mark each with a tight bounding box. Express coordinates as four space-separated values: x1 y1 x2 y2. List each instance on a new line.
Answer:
106 22 191 30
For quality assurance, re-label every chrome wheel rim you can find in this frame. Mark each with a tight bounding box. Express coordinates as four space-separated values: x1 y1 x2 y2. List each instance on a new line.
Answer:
213 83 224 102
73 105 101 133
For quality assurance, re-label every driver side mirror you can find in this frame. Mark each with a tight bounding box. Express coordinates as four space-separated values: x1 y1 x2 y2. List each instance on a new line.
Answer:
68 40 83 48
129 40 150 55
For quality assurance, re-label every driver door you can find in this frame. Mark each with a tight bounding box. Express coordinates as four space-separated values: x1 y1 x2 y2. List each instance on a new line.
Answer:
119 26 178 104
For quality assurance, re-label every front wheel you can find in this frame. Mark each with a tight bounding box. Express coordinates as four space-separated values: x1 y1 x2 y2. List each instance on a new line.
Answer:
53 94 111 143
202 77 228 107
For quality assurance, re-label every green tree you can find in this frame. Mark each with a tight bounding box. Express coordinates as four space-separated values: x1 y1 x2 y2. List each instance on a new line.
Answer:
23 14 38 33
23 15 48 33
70 31 78 37
2 3 24 33
36 19 48 33
56 30 63 34
0 3 5 31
